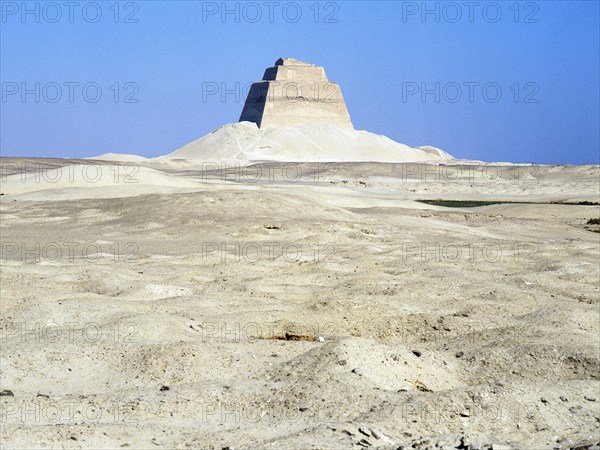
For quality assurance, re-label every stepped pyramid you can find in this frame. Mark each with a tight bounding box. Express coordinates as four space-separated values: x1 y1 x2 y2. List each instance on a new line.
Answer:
239 58 353 129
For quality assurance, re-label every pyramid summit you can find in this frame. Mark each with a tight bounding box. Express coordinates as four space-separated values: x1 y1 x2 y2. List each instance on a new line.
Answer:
239 58 353 129
275 57 316 66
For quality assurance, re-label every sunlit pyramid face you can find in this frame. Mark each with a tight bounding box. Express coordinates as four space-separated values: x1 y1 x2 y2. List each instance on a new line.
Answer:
239 58 354 129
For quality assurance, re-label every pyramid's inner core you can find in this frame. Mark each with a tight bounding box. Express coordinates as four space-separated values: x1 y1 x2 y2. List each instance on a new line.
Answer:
239 58 354 129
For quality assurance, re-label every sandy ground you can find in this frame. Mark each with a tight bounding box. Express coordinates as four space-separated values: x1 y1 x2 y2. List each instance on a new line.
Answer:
0 158 599 449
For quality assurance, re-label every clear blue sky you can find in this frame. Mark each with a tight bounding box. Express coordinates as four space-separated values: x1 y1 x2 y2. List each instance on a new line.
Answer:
1 0 599 163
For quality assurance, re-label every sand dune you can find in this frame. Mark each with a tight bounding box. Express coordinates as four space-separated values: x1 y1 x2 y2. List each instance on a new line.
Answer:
0 162 202 200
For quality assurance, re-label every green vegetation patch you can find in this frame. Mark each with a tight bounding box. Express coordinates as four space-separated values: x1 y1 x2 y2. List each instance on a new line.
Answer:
417 200 527 208
417 200 599 208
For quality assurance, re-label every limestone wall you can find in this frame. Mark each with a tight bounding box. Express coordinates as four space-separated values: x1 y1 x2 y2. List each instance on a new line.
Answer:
239 58 353 129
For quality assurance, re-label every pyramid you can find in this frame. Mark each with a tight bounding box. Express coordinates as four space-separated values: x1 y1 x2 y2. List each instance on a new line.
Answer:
239 58 353 129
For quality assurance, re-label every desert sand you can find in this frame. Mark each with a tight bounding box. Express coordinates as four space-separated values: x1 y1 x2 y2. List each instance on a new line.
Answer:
1 151 599 449
157 122 453 164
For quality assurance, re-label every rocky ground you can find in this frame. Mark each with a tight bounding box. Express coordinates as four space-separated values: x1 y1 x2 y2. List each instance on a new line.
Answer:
0 159 598 449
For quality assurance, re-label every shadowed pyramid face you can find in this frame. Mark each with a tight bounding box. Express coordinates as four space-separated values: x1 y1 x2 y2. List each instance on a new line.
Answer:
239 58 354 129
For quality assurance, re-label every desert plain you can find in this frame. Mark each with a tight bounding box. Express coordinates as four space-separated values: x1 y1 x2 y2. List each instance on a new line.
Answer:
0 156 599 449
